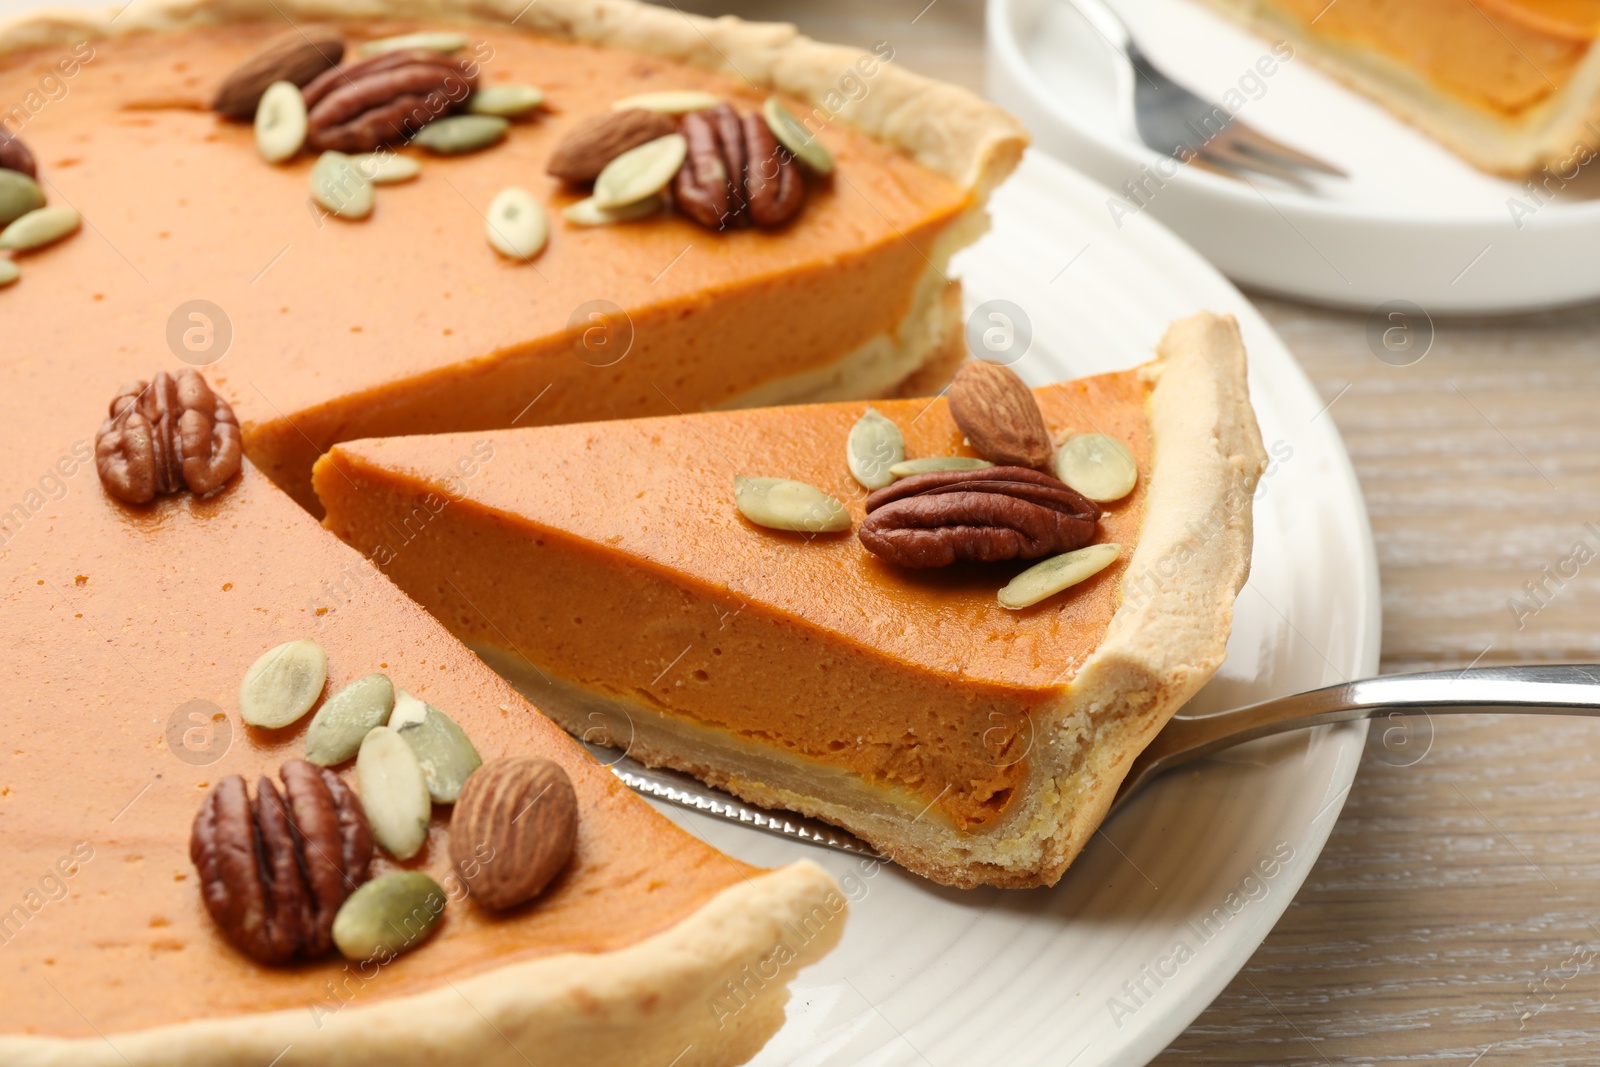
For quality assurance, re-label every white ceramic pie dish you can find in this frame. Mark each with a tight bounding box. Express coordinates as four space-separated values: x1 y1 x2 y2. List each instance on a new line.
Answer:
986 0 1600 314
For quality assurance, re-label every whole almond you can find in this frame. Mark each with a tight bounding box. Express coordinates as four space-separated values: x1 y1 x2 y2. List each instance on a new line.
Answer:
449 757 577 910
546 108 677 183
0 127 36 179
946 361 1053 469
213 29 345 120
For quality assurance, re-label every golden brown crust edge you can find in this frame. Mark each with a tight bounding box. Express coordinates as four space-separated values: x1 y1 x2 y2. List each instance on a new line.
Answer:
0 861 845 1067
1193 0 1600 177
1027 310 1267 883
0 0 1027 196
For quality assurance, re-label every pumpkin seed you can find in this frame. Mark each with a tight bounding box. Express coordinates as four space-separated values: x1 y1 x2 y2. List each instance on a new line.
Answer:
847 407 904 490
560 193 664 227
238 639 327 729
763 96 833 174
611 90 720 114
350 152 420 184
593 133 686 209
484 187 548 260
332 872 446 961
888 456 993 478
0 259 17 287
386 689 430 731
0 169 44 227
358 32 469 56
413 115 507 155
0 206 80 252
1054 434 1138 502
997 543 1122 610
309 151 373 220
254 80 306 163
356 726 432 860
468 84 545 118
304 673 394 766
390 691 482 803
734 475 851 534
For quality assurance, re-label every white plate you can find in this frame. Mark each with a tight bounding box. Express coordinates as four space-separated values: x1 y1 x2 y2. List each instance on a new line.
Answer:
650 151 1381 1067
986 0 1600 313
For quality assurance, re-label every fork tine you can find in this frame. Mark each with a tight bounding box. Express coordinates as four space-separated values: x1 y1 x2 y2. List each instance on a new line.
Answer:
1210 120 1348 178
1184 151 1254 183
1192 139 1319 192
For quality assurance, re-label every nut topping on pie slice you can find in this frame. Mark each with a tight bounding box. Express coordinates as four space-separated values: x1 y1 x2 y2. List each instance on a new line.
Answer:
0 125 38 178
858 465 1101 568
94 370 243 504
211 27 344 119
191 761 372 964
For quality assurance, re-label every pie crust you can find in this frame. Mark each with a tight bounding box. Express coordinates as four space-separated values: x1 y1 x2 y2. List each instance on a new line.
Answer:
2 862 842 1066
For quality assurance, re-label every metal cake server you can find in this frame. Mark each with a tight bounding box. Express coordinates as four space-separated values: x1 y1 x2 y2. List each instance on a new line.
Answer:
586 743 883 856
1063 0 1346 186
600 664 1600 862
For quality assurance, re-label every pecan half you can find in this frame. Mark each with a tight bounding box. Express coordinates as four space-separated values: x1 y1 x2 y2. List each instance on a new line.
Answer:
741 110 804 227
190 760 372 965
859 466 1101 568
211 28 345 120
546 108 677 183
94 369 242 505
675 104 804 230
303 50 477 153
0 126 36 179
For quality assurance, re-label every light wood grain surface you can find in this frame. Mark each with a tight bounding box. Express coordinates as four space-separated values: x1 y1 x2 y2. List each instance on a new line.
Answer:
671 0 1600 1060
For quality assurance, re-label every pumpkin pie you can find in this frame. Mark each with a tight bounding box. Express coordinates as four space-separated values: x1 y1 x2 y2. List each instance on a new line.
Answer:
315 311 1269 889
0 0 1064 1058
1200 0 1600 174
0 0 1024 514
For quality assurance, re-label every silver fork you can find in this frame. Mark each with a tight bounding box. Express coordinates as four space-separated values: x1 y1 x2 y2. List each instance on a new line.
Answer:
606 664 1600 860
1063 0 1346 186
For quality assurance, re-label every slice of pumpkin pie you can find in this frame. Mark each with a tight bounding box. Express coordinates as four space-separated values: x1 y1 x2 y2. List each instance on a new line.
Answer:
1198 0 1600 175
315 311 1269 889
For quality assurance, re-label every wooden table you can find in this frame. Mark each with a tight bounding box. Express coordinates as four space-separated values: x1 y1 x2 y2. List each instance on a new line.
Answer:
672 0 1600 1060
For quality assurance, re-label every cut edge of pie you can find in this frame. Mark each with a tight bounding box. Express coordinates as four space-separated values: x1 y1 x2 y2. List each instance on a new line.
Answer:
315 310 1268 890
2 860 841 1067
1196 0 1600 176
